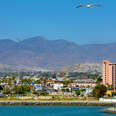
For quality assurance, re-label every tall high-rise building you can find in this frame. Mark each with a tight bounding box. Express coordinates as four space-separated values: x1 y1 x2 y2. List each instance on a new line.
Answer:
102 60 116 88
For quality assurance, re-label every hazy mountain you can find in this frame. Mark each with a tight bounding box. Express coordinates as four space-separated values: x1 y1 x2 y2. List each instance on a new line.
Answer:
59 63 102 73
0 36 115 70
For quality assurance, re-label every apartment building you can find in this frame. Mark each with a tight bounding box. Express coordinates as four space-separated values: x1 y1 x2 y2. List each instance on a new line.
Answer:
102 60 116 88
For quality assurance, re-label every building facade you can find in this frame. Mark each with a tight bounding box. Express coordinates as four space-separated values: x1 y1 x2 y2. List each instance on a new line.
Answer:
102 60 116 88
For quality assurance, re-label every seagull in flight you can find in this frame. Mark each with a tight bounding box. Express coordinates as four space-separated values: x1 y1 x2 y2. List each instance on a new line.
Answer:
76 4 101 8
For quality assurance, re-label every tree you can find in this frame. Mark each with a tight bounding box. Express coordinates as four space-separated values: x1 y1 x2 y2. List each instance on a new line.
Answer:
72 89 81 96
14 85 30 95
92 84 107 98
63 79 71 86
35 80 41 84
52 73 56 79
0 85 3 91
96 75 102 84
76 90 81 96
12 74 17 80
3 87 11 94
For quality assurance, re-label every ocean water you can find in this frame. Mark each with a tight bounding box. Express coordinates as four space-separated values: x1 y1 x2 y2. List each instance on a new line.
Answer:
0 106 115 116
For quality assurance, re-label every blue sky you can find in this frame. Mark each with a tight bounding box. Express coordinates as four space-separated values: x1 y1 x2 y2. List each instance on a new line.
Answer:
0 0 116 44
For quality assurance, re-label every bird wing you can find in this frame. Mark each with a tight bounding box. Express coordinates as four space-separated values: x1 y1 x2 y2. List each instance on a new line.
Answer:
75 5 83 8
76 5 86 8
93 4 102 7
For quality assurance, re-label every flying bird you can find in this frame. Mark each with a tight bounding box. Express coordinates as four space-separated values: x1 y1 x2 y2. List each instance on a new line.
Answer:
76 4 101 8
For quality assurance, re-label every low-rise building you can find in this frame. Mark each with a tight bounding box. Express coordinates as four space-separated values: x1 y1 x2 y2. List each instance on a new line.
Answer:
71 79 96 87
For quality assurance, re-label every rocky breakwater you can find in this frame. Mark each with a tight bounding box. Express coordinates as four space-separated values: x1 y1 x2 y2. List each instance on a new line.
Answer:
103 107 116 114
0 101 116 106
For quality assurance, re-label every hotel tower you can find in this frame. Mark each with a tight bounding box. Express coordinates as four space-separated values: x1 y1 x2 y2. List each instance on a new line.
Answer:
102 60 116 88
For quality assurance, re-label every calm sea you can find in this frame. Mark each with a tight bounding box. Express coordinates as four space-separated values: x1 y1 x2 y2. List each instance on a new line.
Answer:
0 106 115 116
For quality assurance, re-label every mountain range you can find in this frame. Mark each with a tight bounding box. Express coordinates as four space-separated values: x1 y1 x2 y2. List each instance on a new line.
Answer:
59 63 102 73
0 36 115 71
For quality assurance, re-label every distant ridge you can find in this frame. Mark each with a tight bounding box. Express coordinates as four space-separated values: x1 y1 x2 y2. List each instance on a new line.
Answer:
0 36 116 70
59 63 102 73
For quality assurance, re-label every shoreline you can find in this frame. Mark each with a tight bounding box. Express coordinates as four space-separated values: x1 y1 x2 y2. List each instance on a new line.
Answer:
103 107 116 114
0 101 116 106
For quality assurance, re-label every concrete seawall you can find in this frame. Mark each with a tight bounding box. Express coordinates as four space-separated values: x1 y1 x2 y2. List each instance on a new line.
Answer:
0 101 116 106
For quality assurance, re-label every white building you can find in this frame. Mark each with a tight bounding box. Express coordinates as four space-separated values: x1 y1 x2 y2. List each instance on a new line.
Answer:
51 83 63 90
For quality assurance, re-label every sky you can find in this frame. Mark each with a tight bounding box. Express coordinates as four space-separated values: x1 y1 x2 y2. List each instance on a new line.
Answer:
0 0 116 44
